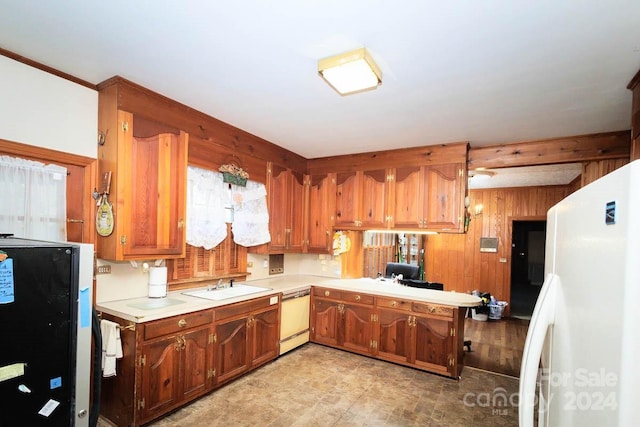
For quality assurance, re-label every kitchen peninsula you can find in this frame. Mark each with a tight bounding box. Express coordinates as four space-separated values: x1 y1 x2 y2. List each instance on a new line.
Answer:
96 275 480 427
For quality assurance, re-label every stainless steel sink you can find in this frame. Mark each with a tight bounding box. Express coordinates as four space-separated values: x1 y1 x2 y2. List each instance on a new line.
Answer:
182 283 272 301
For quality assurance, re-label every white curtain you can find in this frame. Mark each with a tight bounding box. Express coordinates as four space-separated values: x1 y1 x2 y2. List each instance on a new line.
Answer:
186 166 228 249
231 180 270 247
186 165 270 249
0 155 67 241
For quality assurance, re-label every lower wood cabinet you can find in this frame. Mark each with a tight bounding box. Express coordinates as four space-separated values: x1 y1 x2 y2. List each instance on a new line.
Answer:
99 294 281 427
310 287 375 357
311 288 465 379
139 324 212 421
214 296 280 386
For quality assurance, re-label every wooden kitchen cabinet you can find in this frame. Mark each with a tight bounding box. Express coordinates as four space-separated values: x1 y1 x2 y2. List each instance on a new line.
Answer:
139 324 211 422
267 163 306 253
310 287 465 379
628 69 640 161
305 173 336 253
335 169 390 229
375 297 413 365
97 82 188 260
99 310 214 427
310 287 375 356
391 163 466 232
214 295 280 386
412 301 464 377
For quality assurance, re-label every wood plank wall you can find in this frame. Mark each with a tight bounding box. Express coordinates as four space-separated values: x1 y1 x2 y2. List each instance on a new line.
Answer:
424 186 569 305
423 159 627 313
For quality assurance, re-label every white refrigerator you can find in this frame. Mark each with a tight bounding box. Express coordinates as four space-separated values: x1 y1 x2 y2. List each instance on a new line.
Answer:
519 160 640 426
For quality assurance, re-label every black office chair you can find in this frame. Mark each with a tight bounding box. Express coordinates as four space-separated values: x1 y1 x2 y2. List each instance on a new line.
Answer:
384 262 420 280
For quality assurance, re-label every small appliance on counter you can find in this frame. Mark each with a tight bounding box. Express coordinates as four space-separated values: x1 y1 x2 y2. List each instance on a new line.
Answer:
148 266 167 298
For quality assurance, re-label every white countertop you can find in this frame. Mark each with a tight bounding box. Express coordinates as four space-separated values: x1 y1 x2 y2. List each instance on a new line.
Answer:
96 275 481 323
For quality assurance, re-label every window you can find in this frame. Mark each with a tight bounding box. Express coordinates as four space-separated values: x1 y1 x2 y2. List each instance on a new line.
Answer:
0 155 67 240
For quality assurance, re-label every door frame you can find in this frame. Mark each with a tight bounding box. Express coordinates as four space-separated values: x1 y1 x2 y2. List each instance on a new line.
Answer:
506 215 546 316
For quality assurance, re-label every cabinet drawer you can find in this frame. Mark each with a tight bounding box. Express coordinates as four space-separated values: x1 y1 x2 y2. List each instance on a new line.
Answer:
376 296 412 311
341 290 374 305
412 302 454 318
215 295 280 321
144 310 213 340
313 287 336 298
312 287 374 305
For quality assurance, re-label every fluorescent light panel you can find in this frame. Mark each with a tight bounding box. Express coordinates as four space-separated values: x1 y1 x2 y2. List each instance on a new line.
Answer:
318 48 382 95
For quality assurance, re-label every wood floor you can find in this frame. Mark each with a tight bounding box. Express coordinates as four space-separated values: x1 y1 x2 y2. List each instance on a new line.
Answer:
463 317 530 377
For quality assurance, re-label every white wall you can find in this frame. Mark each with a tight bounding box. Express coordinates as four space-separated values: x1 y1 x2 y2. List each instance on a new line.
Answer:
96 253 342 302
0 55 342 303
0 55 97 158
245 253 341 282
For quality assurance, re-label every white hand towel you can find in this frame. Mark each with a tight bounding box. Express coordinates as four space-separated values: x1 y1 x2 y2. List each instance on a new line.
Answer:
100 319 123 377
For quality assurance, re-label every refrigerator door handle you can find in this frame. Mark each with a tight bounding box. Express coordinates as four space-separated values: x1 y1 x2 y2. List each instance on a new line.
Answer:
519 273 559 427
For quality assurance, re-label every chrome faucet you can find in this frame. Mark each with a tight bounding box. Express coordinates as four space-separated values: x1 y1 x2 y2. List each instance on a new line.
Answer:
207 279 224 291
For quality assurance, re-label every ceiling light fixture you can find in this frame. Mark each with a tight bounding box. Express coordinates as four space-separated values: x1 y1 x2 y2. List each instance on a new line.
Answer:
318 48 382 96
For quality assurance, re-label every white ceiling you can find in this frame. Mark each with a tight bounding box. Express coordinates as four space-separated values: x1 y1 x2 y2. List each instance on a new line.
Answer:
1 1 639 162
468 163 582 189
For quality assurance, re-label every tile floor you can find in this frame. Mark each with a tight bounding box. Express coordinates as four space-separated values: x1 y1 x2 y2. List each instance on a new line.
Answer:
136 344 519 427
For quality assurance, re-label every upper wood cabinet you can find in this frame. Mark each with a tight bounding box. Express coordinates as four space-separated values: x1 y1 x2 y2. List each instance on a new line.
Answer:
628 69 640 161
335 169 390 228
390 163 466 232
305 173 336 253
266 163 306 253
98 84 188 260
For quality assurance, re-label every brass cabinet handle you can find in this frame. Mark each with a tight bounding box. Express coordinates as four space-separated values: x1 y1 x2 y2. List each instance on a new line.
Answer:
391 301 397 308
429 306 436 313
178 319 187 328
175 335 186 351
324 290 330 297
355 295 361 302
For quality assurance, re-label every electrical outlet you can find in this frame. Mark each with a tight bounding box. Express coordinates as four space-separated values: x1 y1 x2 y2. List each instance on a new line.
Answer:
97 265 111 274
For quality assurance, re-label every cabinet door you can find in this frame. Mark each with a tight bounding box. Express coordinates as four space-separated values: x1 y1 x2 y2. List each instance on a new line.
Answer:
267 164 289 252
250 306 280 368
376 308 413 364
424 163 464 231
341 303 374 355
288 171 306 252
139 336 181 420
310 298 340 347
413 315 455 376
215 316 250 385
180 327 210 400
334 171 360 227
122 113 187 258
306 174 335 253
360 169 389 228
391 166 423 228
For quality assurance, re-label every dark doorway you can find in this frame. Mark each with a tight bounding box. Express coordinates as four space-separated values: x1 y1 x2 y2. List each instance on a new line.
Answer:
510 220 546 319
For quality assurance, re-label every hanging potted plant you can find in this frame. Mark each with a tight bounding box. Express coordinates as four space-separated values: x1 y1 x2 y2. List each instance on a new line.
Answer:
219 164 249 187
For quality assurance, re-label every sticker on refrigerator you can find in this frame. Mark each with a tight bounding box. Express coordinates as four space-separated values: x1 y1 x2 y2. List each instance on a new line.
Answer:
50 377 62 390
606 201 616 225
0 257 15 304
38 399 60 417
0 362 25 383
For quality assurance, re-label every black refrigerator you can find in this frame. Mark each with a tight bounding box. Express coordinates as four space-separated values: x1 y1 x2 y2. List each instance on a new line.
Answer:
0 237 95 426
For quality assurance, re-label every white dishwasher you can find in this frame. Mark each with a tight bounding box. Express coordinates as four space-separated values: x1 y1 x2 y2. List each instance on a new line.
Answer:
279 288 310 355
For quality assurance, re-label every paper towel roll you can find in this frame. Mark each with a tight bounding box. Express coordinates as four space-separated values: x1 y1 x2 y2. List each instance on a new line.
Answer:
149 267 167 285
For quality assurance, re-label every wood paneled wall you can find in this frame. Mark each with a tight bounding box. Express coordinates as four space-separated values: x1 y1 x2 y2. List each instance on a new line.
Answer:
424 186 570 305
423 158 628 313
581 158 629 187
